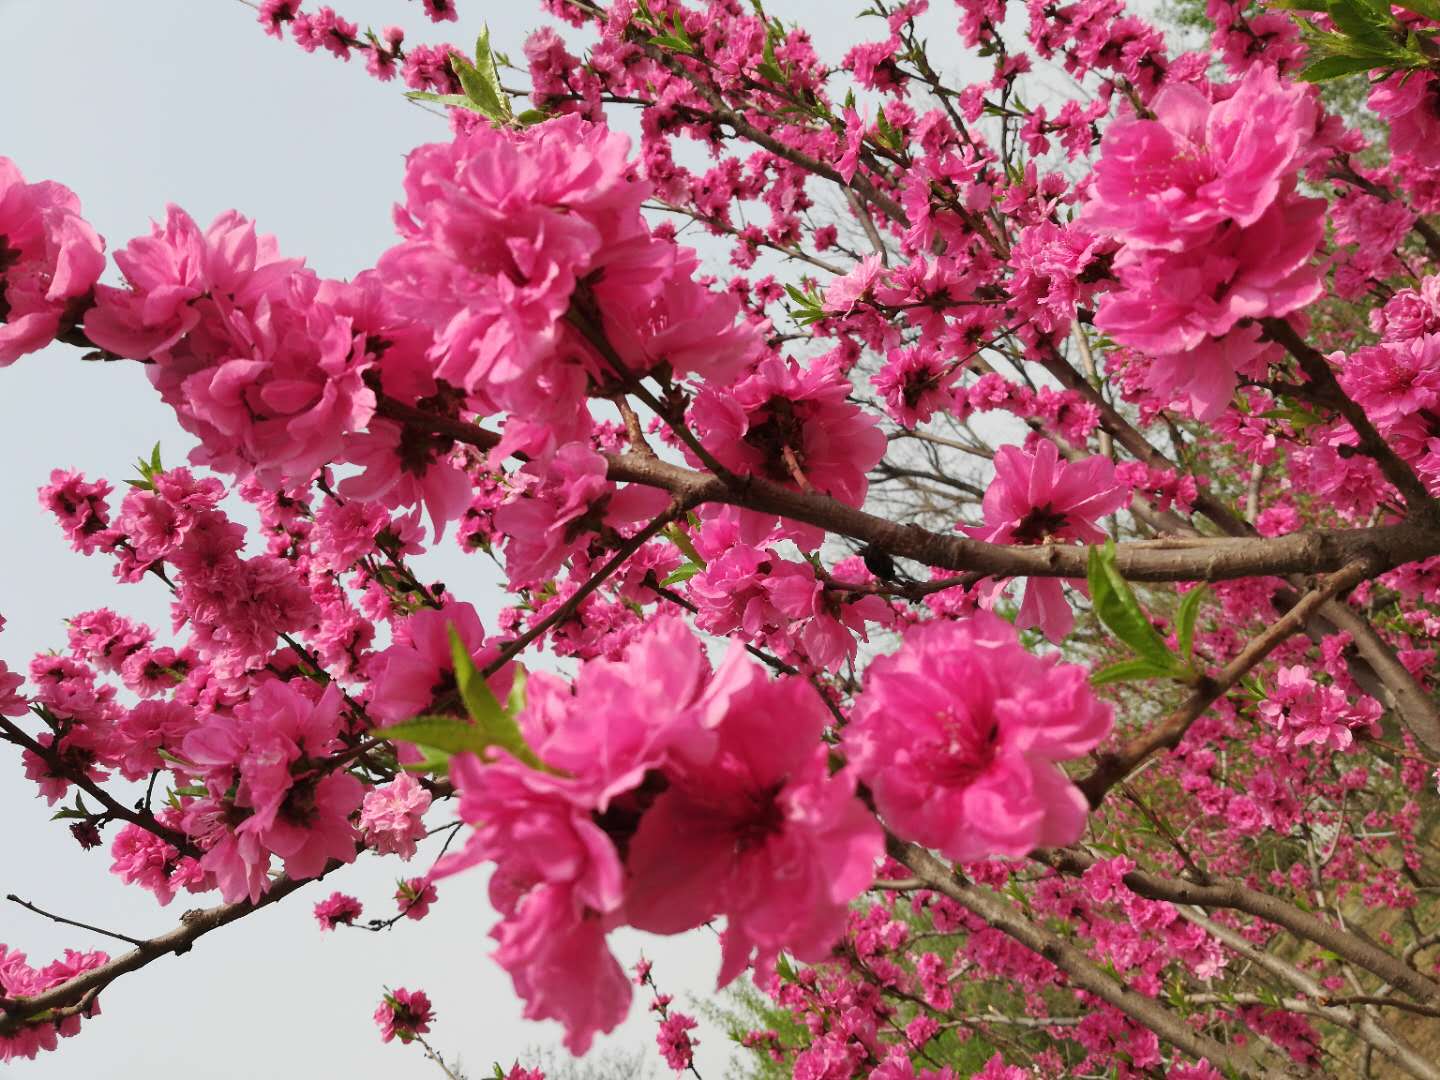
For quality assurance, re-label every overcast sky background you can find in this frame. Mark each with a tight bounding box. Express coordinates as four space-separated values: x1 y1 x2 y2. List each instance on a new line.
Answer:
0 1 993 1076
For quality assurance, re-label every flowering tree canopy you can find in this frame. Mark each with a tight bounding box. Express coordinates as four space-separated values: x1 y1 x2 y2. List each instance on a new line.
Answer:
6 0 1440 1076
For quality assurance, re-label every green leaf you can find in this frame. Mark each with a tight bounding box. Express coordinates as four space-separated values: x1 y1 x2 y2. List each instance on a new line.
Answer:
450 27 513 124
505 664 529 722
1175 585 1207 663
400 744 453 775
660 563 702 588
404 90 483 110
1086 541 1182 672
376 714 495 757
1091 657 1179 686
775 953 797 982
448 624 542 768
1326 0 1392 47
664 523 707 569
1297 54 1382 82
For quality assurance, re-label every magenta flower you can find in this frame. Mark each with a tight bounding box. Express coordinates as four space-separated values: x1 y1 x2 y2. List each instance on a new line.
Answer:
692 354 886 548
0 158 105 365
374 987 434 1044
844 613 1112 861
360 773 432 860
314 891 364 931
963 439 1129 640
366 601 512 726
436 754 630 1054
656 1012 700 1072
1081 64 1315 252
623 647 883 985
0 946 109 1062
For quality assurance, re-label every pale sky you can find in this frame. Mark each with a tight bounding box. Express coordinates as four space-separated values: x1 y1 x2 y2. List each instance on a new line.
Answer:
0 1 982 1076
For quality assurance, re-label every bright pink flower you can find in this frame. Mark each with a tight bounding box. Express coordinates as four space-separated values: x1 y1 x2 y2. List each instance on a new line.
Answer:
494 442 669 587
38 469 117 556
116 467 226 567
872 344 960 427
624 647 883 985
374 987 434 1043
844 613 1112 861
184 682 361 888
656 1012 699 1072
109 825 180 905
1081 64 1315 251
366 601 510 726
436 754 629 1054
963 439 1129 640
0 158 105 365
376 117 648 412
692 355 886 548
518 615 713 808
85 205 301 361
1342 335 1440 431
314 891 364 930
360 773 432 860
761 557 894 671
1368 71 1440 170
396 877 438 920
1094 194 1322 419
0 946 108 1062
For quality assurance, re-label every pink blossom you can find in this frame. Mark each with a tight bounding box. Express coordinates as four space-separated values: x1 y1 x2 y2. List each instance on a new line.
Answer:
963 439 1129 640
436 754 629 1053
314 891 364 930
360 773 432 860
374 987 434 1043
1081 64 1315 250
366 602 509 726
656 1012 699 1072
396 877 438 920
692 355 886 547
494 442 669 587
0 158 105 365
0 945 109 1062
109 825 181 905
844 613 1112 860
85 205 301 361
1369 71 1440 170
872 344 960 427
623 647 883 985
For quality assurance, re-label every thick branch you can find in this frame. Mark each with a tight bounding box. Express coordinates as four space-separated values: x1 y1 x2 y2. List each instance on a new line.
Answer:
377 396 1440 583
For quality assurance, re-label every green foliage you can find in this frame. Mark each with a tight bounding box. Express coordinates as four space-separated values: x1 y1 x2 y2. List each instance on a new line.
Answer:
1087 542 1200 685
375 625 541 774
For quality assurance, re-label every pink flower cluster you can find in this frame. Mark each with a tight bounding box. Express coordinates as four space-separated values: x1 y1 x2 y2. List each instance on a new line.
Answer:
1084 65 1322 419
0 159 105 366
432 616 883 1053
846 612 1112 860
0 946 109 1062
374 986 434 1043
964 438 1129 641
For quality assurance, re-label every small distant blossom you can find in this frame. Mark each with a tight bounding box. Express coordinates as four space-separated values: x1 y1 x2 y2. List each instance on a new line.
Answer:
314 892 364 931
656 1012 699 1072
396 877 438 921
374 987 434 1043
